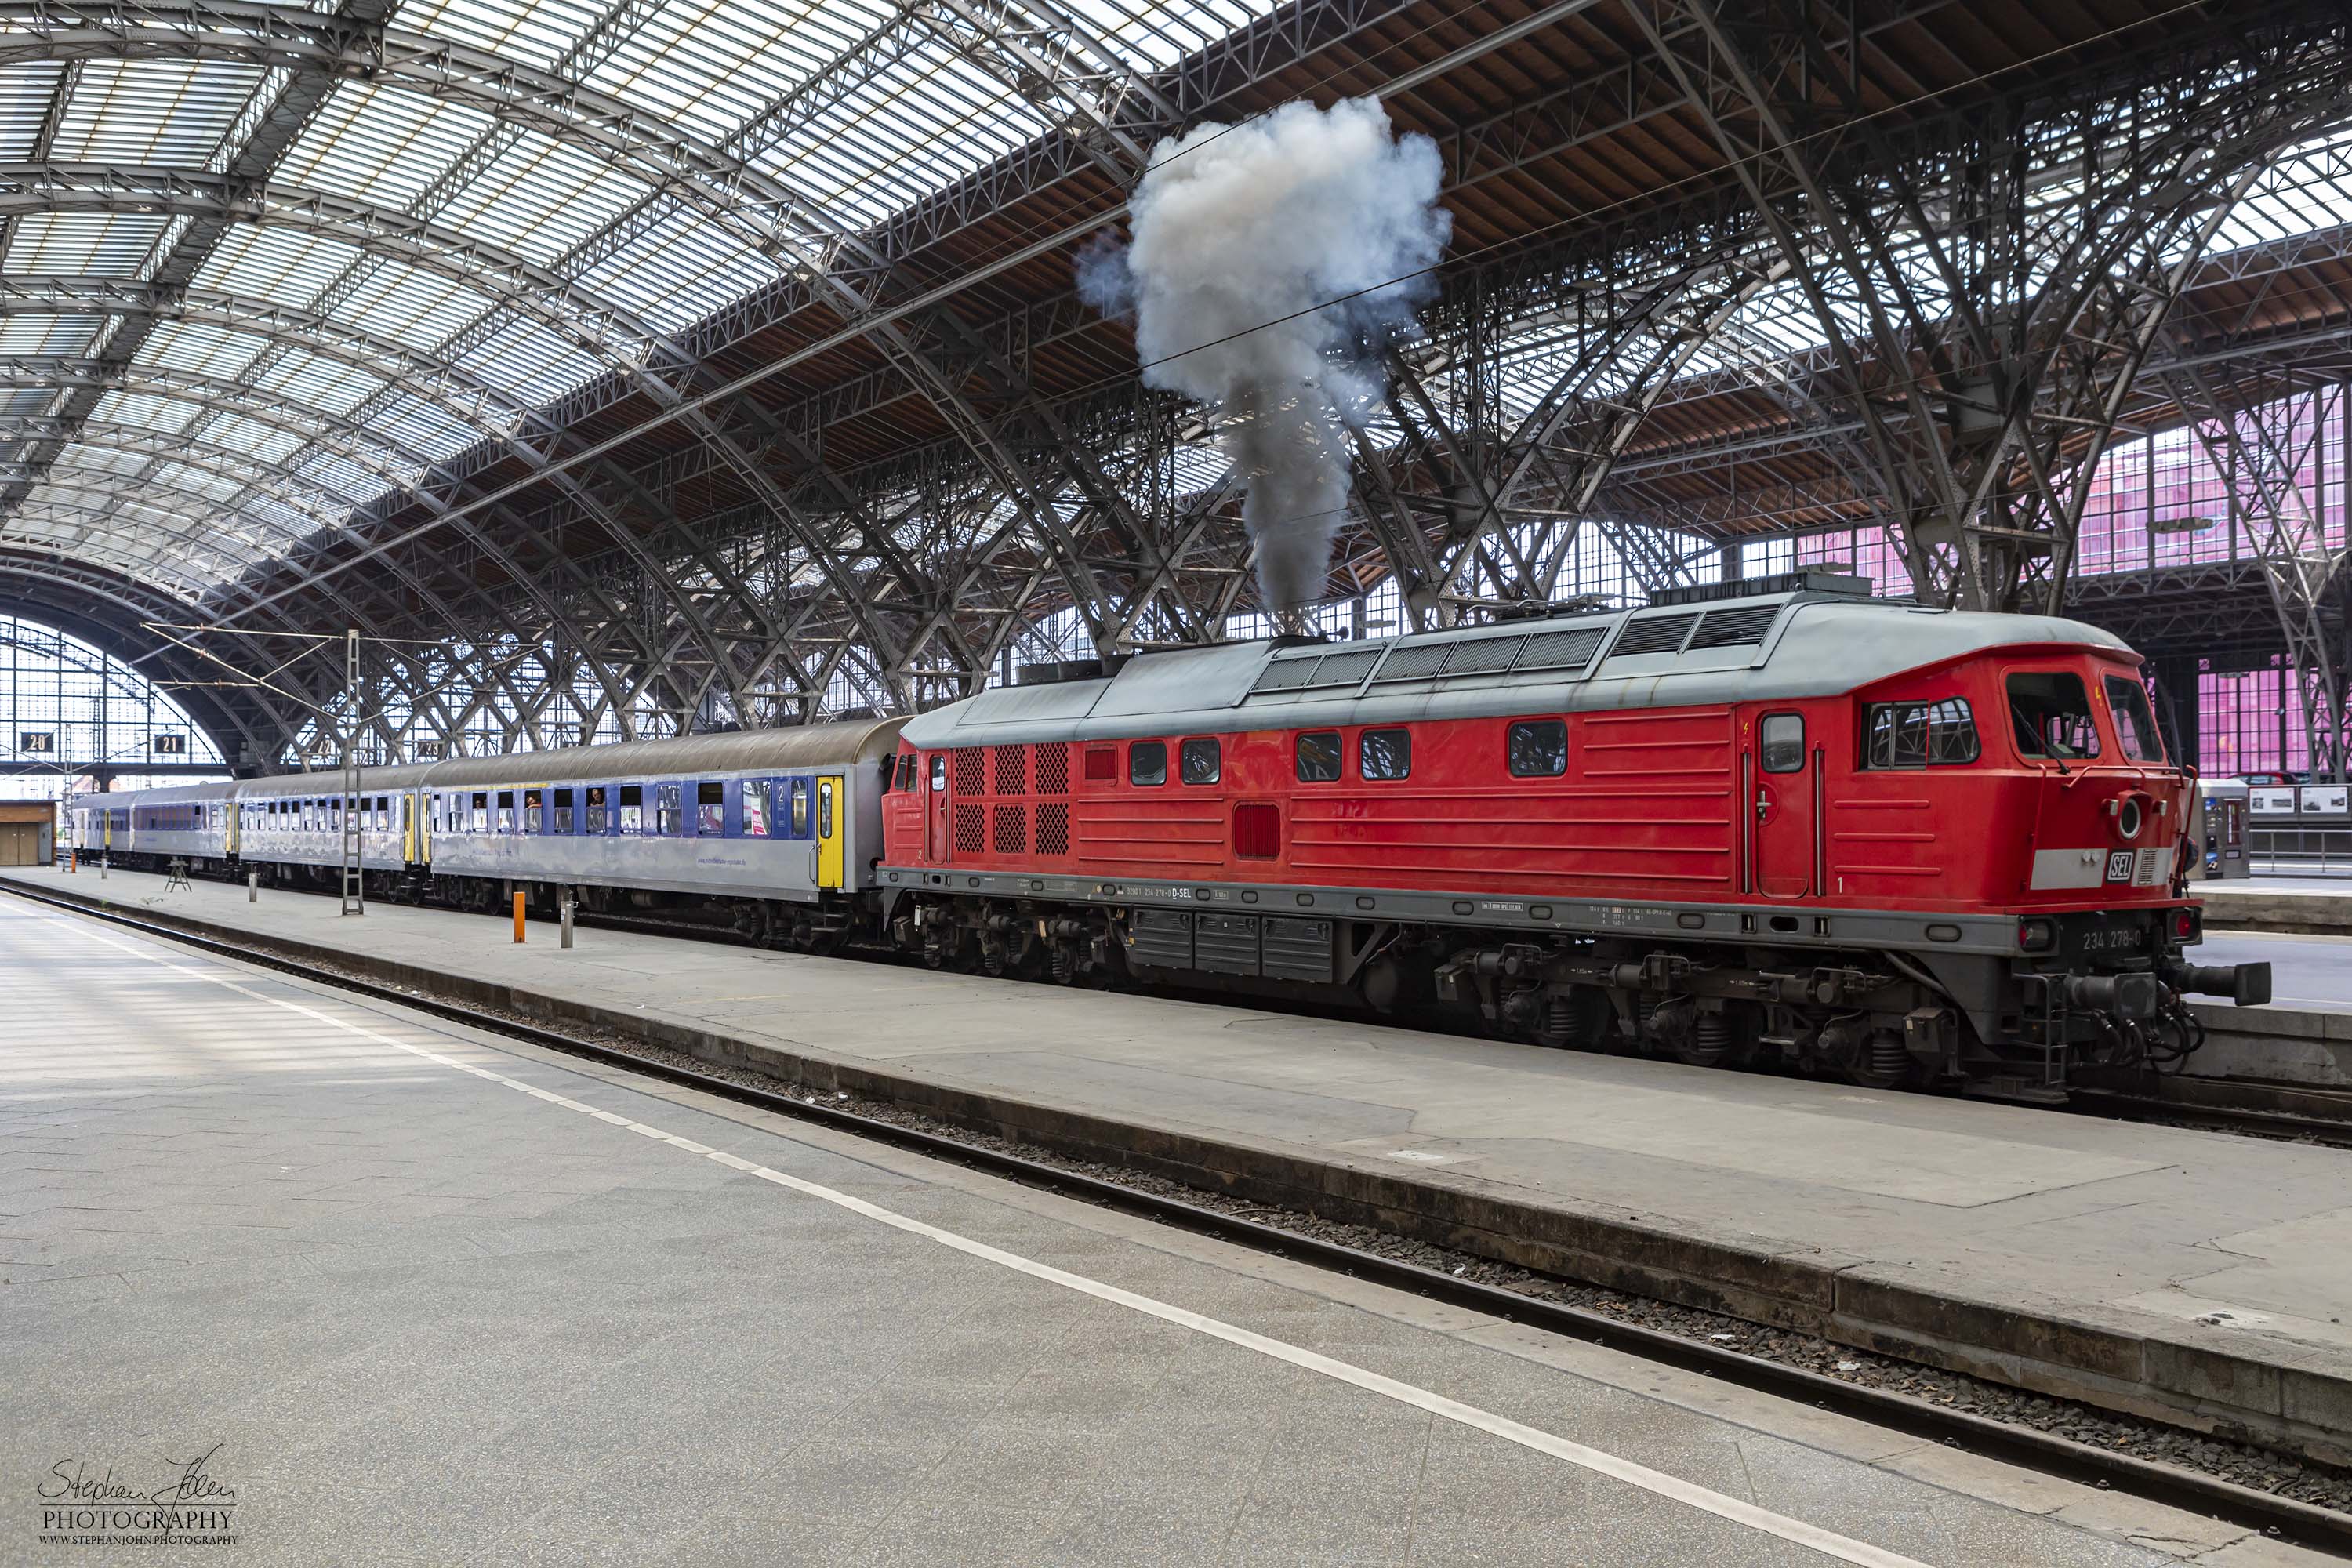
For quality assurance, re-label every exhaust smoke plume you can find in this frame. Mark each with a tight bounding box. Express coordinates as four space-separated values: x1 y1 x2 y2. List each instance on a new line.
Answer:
1078 97 1450 611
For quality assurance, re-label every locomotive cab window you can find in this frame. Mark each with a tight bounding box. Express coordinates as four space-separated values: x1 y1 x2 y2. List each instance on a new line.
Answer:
1507 720 1568 778
1760 713 1806 773
1865 698 1979 768
551 788 574 833
927 756 946 793
1360 728 1411 781
585 786 608 834
2006 673 2100 760
1295 731 1342 783
695 782 724 836
657 783 682 836
743 779 771 837
2103 674 2165 763
895 754 916 792
1180 737 1220 785
1129 741 1167 786
618 785 643 834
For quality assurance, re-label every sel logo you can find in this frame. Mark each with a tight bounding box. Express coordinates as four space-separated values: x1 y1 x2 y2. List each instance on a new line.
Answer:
2104 850 2136 884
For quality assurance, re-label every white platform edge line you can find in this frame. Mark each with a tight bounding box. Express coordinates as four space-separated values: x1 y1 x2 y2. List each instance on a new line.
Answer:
49 911 1936 1568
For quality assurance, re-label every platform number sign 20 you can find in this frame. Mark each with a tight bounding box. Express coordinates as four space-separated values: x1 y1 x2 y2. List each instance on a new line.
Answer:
17 731 53 753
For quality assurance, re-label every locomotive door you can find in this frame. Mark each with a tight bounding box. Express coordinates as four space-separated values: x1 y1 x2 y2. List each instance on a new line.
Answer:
924 754 948 862
815 775 844 888
1752 711 1817 898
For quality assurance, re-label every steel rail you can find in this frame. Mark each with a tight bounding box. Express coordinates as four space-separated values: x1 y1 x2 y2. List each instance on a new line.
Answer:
4 873 2350 1555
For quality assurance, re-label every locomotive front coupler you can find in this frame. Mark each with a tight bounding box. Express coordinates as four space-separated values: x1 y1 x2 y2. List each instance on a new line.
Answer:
2159 958 2273 1007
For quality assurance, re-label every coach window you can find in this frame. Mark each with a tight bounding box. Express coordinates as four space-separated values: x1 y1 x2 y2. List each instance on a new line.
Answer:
743 780 771 837
551 788 575 835
1360 728 1411 782
2006 673 2100 761
1129 740 1168 786
1507 720 1569 778
657 782 683 836
496 790 516 833
1865 699 1980 768
1760 713 1806 773
790 779 811 837
1180 737 1221 785
467 793 487 833
524 789 543 833
585 786 608 835
2103 674 2165 764
1296 731 1342 783
618 785 643 833
696 782 725 836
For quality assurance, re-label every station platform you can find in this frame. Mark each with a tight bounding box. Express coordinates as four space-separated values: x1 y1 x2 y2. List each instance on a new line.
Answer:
9 864 2352 1472
2204 878 2352 937
11 889 2319 1566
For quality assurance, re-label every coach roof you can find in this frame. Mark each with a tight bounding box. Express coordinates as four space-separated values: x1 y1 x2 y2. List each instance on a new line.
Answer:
412 717 906 789
898 588 2133 750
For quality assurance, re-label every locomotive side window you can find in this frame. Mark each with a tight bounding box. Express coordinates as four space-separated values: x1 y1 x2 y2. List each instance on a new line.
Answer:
695 782 724 836
896 754 916 792
657 782 682 836
1083 746 1116 783
1760 713 1806 773
586 786 608 835
743 780 771 837
1180 737 1220 785
1296 731 1342 782
619 785 643 834
1865 699 1979 768
791 779 811 837
2005 673 2100 760
1361 728 1412 781
2103 674 2165 763
1129 741 1168 786
1507 720 1568 778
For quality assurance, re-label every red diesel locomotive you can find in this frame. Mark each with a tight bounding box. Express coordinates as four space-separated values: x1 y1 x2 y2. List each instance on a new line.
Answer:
874 572 2267 1099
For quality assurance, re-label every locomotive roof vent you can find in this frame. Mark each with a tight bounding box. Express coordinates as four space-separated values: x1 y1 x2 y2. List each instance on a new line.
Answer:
1650 570 1871 606
1016 658 1104 687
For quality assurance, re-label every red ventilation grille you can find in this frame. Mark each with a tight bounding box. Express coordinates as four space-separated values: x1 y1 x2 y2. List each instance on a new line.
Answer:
954 804 985 854
992 746 1025 794
952 749 985 795
1035 801 1069 855
1233 803 1281 860
1033 742 1069 795
992 804 1025 855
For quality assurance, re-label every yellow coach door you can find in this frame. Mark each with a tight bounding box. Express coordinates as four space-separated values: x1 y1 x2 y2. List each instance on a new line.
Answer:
224 802 239 855
815 775 844 889
403 793 419 864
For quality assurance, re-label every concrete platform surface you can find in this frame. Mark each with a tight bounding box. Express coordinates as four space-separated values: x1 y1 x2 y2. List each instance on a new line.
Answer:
10 865 2352 1465
11 896 2325 1568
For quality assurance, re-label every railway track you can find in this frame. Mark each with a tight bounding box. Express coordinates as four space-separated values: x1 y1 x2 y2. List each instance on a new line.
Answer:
8 872 2352 1556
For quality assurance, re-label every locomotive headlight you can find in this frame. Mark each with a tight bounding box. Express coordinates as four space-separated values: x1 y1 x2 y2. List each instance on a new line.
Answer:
2107 793 2145 842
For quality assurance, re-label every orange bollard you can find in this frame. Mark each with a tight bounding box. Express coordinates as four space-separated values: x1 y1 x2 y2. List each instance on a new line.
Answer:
513 890 526 944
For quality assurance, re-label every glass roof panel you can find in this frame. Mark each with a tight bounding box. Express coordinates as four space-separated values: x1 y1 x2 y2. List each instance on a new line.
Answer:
0 65 67 160
4 215 171 277
49 61 272 165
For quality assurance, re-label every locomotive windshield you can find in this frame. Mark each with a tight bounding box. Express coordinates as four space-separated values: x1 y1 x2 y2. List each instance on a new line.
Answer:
2103 674 2166 764
2006 672 2102 760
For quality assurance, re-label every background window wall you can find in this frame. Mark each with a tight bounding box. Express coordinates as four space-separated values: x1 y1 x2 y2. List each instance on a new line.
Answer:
0 614 228 800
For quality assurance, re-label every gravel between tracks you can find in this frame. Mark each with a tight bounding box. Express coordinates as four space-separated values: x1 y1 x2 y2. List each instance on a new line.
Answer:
291 955 2352 1518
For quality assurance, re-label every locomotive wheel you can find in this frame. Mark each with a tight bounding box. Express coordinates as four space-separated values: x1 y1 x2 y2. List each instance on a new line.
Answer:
1527 986 1608 1050
1841 1029 1917 1091
1673 1008 1752 1071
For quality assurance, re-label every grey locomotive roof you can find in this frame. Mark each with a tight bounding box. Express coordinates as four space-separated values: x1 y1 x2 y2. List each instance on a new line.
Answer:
407 717 905 789
898 587 2135 750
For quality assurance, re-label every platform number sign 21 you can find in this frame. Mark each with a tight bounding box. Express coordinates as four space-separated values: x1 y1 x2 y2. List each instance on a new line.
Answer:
2103 850 2137 885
